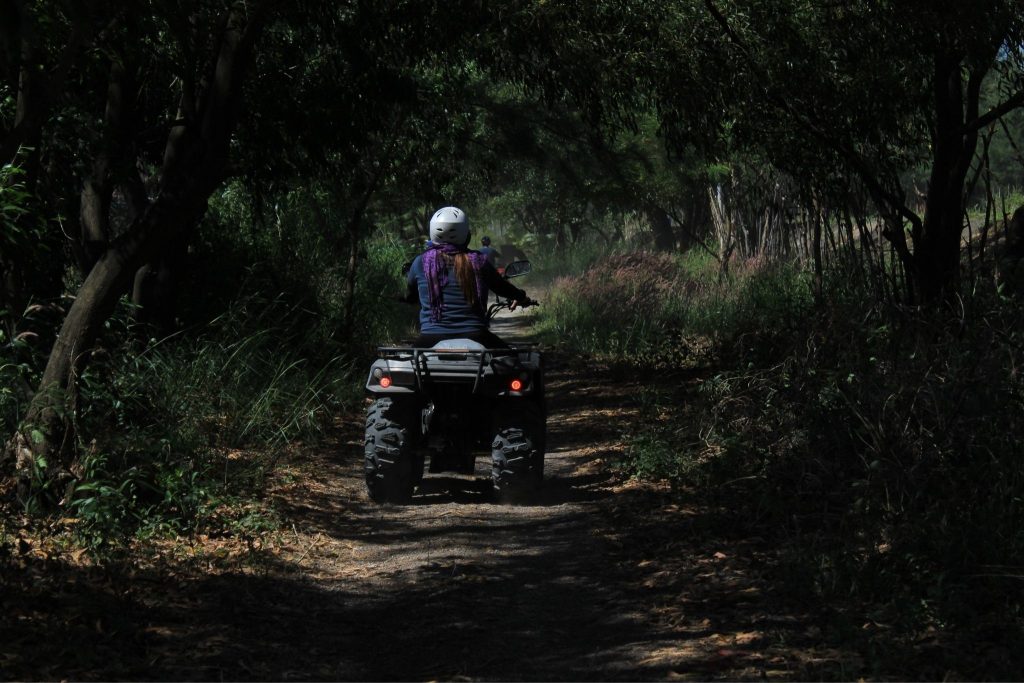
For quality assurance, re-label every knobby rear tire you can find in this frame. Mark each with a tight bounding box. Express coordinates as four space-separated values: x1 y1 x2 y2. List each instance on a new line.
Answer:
365 396 421 504
491 399 546 502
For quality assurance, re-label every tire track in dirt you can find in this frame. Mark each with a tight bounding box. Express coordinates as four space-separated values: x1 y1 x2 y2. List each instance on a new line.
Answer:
261 311 667 680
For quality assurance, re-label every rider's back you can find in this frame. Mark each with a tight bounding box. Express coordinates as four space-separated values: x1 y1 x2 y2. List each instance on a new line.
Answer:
407 253 489 335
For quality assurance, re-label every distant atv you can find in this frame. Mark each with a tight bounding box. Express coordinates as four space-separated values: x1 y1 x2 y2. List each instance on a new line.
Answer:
364 260 544 503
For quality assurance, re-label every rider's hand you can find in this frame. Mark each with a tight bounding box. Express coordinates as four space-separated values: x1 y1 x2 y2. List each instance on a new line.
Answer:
510 297 534 311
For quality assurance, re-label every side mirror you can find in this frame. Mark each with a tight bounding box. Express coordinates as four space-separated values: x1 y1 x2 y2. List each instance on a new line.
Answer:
502 260 531 279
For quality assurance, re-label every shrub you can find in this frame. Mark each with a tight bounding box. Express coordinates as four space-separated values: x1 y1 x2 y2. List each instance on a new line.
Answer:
3 193 413 545
690 291 1024 665
544 247 1024 673
52 294 347 545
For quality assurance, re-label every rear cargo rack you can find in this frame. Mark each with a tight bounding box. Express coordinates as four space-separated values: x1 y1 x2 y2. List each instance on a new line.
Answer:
376 343 538 359
375 345 537 395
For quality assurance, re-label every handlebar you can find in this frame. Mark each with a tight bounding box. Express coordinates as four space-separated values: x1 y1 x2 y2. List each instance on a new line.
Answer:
496 297 539 309
486 297 540 321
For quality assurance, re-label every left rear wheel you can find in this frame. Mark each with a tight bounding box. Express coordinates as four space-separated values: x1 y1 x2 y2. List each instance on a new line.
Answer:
365 397 422 503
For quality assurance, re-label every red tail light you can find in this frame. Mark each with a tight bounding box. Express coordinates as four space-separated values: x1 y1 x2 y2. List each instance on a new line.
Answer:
379 376 393 388
509 379 523 391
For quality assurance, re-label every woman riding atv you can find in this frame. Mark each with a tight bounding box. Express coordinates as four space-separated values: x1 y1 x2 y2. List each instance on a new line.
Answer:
406 206 533 348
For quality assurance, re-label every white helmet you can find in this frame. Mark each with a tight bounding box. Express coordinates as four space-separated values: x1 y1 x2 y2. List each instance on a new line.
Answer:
429 206 470 245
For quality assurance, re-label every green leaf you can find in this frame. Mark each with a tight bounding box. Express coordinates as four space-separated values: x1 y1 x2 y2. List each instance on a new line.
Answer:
30 429 44 444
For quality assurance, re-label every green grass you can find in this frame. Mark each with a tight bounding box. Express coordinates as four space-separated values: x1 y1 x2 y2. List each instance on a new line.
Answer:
52 295 348 546
536 248 813 365
2 224 415 549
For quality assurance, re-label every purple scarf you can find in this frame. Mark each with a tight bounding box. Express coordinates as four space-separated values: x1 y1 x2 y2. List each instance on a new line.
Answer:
422 243 488 322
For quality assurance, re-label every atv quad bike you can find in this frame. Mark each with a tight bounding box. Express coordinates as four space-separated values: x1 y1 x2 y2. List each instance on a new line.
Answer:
364 260 544 503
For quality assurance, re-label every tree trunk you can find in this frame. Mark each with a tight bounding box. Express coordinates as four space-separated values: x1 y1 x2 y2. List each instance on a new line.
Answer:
812 206 823 303
645 204 675 251
77 59 135 274
12 196 200 485
6 3 269 491
914 53 983 304
344 213 361 332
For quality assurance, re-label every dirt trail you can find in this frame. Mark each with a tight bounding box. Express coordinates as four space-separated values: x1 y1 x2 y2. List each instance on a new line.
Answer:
3 313 860 681
212 312 851 681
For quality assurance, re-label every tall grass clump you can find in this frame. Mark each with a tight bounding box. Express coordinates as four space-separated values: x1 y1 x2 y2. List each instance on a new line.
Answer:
527 236 628 286
538 249 812 364
49 294 352 546
539 251 685 356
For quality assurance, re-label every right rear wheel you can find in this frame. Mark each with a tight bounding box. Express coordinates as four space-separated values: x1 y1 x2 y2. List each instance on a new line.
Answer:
491 400 545 501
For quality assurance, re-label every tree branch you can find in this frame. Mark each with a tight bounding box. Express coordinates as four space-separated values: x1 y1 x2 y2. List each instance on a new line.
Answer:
962 89 1024 134
702 0 923 240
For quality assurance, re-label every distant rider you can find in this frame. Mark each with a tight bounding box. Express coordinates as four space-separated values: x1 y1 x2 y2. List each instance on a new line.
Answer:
406 207 531 348
478 235 501 266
